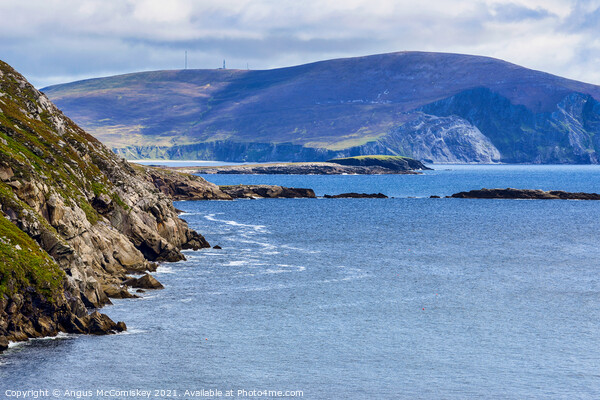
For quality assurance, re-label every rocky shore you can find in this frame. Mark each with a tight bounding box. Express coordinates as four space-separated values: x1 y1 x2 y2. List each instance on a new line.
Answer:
181 162 423 175
0 61 210 352
449 188 600 200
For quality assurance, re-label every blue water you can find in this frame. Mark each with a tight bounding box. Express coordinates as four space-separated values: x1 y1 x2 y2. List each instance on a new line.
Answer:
1 165 600 399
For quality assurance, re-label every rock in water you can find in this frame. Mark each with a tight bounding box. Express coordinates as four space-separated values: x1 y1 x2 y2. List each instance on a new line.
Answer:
219 185 316 199
450 188 600 200
323 193 388 198
84 312 126 335
123 274 165 290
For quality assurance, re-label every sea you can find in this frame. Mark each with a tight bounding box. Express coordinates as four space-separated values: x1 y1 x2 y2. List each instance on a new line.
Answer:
1 164 600 399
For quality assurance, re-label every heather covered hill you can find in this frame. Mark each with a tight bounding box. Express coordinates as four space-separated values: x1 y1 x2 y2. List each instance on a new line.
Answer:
43 51 600 163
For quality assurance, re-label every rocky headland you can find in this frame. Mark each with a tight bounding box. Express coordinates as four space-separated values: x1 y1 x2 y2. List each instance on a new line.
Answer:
449 188 600 200
0 60 210 352
183 157 426 175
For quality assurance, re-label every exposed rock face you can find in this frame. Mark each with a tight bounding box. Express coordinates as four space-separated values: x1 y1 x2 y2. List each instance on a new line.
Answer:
422 88 600 164
137 165 231 200
370 113 501 164
0 60 209 350
323 193 388 198
219 185 316 199
450 188 600 200
194 162 422 175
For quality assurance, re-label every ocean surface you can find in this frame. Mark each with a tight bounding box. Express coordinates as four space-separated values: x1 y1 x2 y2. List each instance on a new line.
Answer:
2 165 600 399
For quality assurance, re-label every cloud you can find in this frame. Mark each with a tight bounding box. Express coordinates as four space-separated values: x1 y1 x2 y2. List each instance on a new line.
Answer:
0 0 599 87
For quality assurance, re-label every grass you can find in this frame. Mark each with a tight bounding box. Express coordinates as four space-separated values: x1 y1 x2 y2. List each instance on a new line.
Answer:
0 216 64 300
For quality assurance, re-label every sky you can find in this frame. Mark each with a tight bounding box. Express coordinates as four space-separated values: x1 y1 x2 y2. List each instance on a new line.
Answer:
1 0 600 88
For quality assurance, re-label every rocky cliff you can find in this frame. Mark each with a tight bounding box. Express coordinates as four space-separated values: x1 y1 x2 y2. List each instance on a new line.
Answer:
421 88 600 163
0 60 209 351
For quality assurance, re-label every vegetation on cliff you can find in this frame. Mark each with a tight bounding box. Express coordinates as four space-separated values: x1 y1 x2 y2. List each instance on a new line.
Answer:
0 60 209 350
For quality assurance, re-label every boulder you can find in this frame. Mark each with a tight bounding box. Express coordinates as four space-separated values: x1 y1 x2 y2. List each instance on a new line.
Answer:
102 284 136 299
84 311 126 335
123 274 164 290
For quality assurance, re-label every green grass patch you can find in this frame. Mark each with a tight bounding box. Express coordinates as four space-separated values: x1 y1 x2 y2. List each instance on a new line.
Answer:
0 216 64 300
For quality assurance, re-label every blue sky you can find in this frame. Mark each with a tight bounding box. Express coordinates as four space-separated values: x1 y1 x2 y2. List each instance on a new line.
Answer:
1 0 599 88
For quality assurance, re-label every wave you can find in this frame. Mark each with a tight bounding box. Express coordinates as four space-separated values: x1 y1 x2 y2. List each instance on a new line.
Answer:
155 266 175 274
224 260 248 267
204 213 268 232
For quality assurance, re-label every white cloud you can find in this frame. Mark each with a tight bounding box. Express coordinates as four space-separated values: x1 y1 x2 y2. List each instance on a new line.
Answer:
0 0 599 87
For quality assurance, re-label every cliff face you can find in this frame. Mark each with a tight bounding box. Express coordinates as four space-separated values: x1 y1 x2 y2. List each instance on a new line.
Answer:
0 60 209 350
422 88 600 163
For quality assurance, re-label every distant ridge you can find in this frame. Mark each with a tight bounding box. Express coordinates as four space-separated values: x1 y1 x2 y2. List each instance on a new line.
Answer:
43 51 600 163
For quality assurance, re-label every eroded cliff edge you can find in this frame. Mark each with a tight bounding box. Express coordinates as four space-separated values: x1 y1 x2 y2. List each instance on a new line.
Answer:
0 60 209 352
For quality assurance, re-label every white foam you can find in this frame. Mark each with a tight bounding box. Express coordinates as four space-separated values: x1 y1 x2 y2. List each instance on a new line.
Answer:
180 298 193 303
7 332 74 349
155 266 175 274
118 328 147 335
204 214 268 232
225 260 248 266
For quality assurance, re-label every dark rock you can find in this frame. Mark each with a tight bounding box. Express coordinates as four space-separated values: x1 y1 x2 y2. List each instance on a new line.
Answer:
213 245 222 249
84 311 124 335
430 195 441 198
123 274 164 289
324 192 388 198
136 289 145 293
219 185 316 199
450 188 600 200
0 336 8 352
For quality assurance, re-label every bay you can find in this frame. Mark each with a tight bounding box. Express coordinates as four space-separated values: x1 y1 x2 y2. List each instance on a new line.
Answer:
1 165 600 399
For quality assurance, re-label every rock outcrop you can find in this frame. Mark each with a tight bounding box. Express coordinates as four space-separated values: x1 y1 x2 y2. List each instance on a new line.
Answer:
219 185 316 199
449 188 600 200
323 193 388 198
137 165 231 200
328 155 430 170
193 162 422 175
0 60 209 351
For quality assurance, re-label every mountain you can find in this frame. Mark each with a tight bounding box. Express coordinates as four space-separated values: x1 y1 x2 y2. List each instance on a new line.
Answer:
0 60 211 350
42 51 600 163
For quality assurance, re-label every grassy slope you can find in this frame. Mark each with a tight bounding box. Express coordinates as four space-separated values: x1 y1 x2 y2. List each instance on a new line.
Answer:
0 214 63 300
0 60 128 302
43 51 600 152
